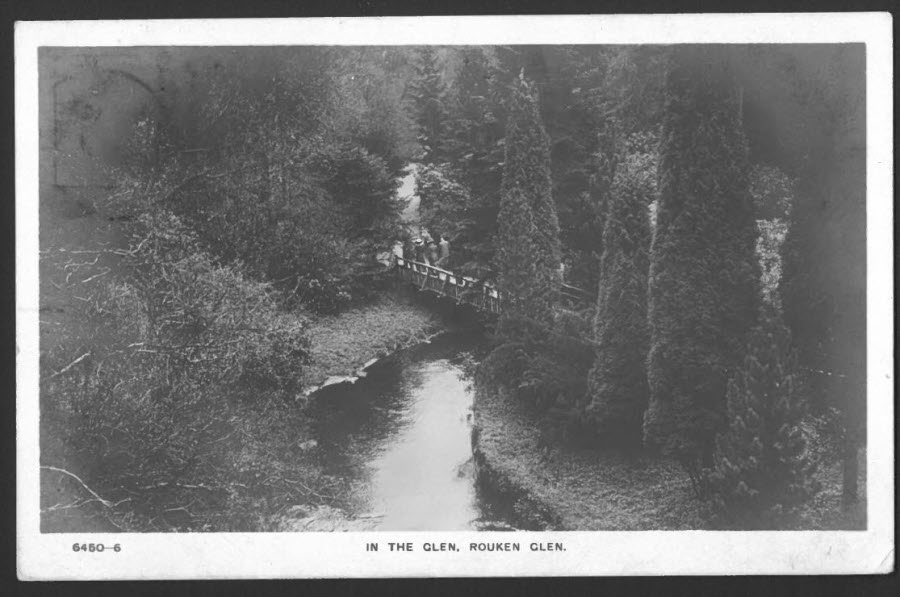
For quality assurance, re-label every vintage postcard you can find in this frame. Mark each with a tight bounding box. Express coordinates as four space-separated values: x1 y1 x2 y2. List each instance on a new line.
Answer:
16 14 893 579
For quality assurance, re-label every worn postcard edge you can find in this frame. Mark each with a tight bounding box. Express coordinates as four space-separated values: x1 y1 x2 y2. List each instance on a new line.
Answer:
15 14 895 579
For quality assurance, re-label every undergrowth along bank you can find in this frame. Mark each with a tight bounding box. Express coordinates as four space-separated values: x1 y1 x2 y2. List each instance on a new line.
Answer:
39 202 445 532
472 381 866 531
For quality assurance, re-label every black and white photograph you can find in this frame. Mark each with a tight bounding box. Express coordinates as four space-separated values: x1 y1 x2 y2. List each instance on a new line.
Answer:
16 14 893 579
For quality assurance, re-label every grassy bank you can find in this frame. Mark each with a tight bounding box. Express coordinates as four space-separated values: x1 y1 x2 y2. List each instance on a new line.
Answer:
473 385 866 530
301 289 443 393
473 386 705 530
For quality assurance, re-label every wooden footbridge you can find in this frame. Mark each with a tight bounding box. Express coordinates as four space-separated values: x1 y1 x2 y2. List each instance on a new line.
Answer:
394 257 593 314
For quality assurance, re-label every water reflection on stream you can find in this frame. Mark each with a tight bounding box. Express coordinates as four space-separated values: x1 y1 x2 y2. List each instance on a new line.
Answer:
310 333 510 531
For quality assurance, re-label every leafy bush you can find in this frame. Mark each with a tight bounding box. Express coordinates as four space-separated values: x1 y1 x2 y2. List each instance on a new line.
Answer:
122 211 310 390
264 217 357 314
478 310 594 418
477 340 529 387
43 209 311 529
321 145 403 243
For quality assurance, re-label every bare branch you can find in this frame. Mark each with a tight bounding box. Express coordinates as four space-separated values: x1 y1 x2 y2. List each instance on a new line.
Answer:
50 352 91 378
41 466 113 508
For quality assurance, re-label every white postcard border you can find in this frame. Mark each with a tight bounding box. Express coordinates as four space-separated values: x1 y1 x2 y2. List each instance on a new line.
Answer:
16 13 894 579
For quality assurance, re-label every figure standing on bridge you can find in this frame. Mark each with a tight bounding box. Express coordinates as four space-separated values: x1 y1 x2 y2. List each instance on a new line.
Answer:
414 237 428 266
426 235 440 266
435 234 451 269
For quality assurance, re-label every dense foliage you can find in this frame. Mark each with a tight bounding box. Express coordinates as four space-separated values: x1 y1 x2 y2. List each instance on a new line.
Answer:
583 134 655 446
643 47 760 471
477 74 593 420
708 314 820 528
494 75 561 332
414 164 482 272
41 209 317 530
43 44 867 531
409 46 449 164
42 47 418 531
121 47 411 314
436 48 505 275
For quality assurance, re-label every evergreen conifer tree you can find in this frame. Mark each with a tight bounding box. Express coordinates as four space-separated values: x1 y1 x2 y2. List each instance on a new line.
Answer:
444 48 498 168
643 47 759 473
584 134 654 445
494 75 561 333
408 46 448 164
441 48 504 274
708 313 819 529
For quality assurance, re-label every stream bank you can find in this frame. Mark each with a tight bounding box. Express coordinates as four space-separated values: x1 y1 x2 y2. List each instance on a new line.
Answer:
472 384 708 531
300 288 445 395
472 383 867 530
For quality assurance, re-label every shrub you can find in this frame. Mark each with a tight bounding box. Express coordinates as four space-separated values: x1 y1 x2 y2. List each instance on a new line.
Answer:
120 211 310 391
477 310 594 418
266 220 357 314
43 209 310 529
476 341 530 392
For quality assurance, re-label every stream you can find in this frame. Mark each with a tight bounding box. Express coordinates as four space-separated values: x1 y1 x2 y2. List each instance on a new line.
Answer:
308 332 519 531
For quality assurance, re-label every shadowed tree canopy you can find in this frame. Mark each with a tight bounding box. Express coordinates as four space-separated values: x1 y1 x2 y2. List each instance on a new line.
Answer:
40 42 873 536
408 46 449 165
777 45 866 504
494 75 561 334
439 48 505 274
643 46 759 469
584 133 654 446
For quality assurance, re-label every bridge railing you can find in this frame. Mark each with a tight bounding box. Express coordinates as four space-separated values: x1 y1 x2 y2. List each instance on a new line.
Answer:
394 256 594 314
395 257 503 314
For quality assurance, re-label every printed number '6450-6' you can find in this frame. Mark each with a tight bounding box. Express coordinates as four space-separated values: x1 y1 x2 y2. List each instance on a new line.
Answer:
72 543 121 553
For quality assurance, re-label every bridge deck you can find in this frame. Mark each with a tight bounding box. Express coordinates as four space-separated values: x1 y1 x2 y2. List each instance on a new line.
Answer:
395 257 503 314
394 257 593 314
